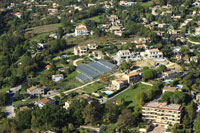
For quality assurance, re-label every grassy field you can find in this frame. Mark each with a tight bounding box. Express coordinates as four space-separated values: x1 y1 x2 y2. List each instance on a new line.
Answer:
103 123 119 132
75 15 102 26
141 1 153 7
83 81 105 93
65 71 83 90
26 23 62 34
0 87 9 93
29 32 50 42
76 60 84 66
115 83 152 107
13 98 38 106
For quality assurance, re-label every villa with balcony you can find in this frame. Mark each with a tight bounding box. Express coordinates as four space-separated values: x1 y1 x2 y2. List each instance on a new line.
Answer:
141 49 163 59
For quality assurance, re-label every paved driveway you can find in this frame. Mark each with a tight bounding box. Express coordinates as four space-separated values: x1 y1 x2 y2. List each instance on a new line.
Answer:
5 95 15 118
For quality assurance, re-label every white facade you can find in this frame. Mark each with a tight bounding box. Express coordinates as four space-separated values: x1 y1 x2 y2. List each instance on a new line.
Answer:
74 46 88 56
142 101 182 125
114 50 141 65
52 74 64 82
141 49 163 59
75 24 89 36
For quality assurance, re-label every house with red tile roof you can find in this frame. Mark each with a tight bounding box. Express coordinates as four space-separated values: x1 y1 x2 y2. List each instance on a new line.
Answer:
27 86 47 96
111 78 128 90
38 98 55 108
75 24 89 36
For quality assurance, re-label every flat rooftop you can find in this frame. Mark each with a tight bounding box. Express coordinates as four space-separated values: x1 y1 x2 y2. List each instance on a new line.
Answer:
143 101 182 111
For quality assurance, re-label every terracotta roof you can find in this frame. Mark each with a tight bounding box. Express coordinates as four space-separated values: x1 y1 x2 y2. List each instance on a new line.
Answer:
27 86 37 92
19 106 30 111
163 86 177 92
115 30 122 33
75 27 88 31
52 74 63 77
128 72 138 77
45 65 50 69
76 24 86 27
148 49 160 52
115 78 128 84
136 44 146 48
119 50 130 53
39 98 53 104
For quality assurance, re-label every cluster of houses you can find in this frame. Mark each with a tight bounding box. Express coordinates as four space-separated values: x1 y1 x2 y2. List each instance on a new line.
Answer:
119 1 136 7
98 15 125 36
174 54 199 63
134 37 151 44
150 4 173 16
26 85 60 97
108 15 124 36
25 85 60 108
114 47 164 65
11 1 61 19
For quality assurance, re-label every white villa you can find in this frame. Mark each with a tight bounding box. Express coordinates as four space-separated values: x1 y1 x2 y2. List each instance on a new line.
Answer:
74 44 98 56
75 24 89 36
141 49 163 59
114 50 141 65
114 48 163 65
74 46 88 56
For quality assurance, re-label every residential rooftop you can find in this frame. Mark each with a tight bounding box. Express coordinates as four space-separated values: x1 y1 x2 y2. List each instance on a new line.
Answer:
143 101 182 111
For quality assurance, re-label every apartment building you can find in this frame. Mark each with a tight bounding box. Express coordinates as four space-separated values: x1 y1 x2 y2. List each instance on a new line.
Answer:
142 101 182 125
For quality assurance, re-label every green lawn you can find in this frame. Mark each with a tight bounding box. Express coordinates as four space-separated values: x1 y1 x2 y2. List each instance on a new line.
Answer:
29 32 49 42
103 123 119 132
75 15 102 25
0 87 9 93
141 1 153 7
87 15 101 22
84 82 105 93
115 83 152 107
76 60 84 66
65 71 83 90
13 98 38 106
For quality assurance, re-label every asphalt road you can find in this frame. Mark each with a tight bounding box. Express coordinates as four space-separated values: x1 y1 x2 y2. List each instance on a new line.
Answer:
5 95 15 118
5 85 21 118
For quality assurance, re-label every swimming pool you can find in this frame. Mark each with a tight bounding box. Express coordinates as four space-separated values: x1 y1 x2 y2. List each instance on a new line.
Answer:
104 91 113 95
175 85 183 89
163 79 173 84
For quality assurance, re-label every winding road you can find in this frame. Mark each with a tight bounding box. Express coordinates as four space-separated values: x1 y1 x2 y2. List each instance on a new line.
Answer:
73 58 83 66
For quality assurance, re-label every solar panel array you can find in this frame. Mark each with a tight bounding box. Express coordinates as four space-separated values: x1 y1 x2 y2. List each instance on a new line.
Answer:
87 62 111 74
76 60 117 83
